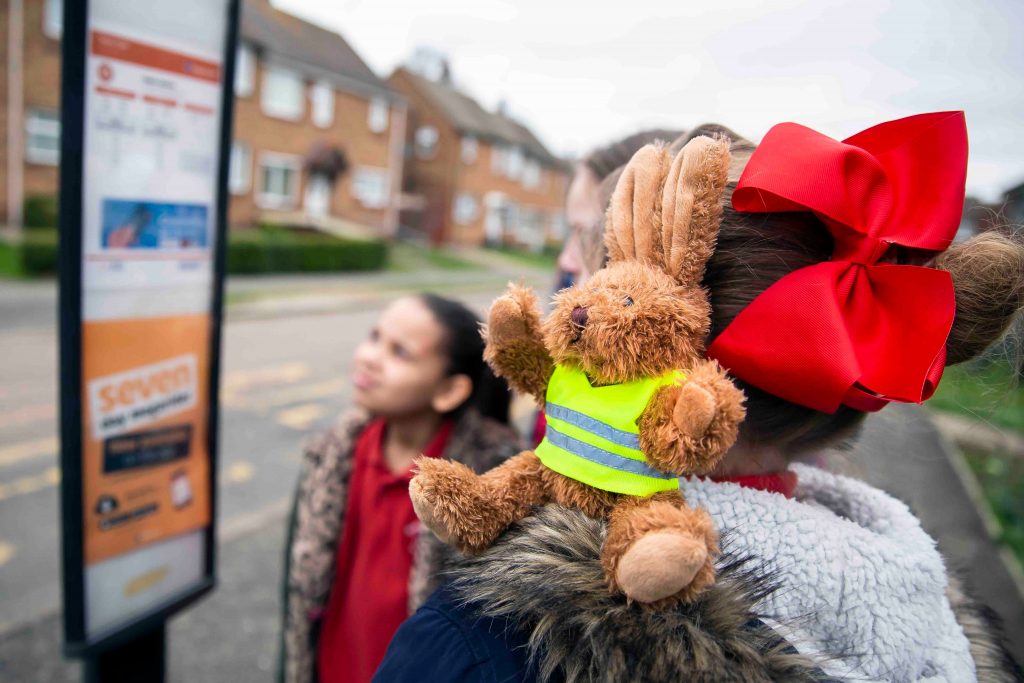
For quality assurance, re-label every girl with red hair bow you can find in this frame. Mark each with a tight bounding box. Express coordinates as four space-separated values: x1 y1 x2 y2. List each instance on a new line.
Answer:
377 113 1024 682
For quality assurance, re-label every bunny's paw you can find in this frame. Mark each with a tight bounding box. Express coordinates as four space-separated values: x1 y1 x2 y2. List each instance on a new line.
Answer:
641 361 745 474
486 283 542 347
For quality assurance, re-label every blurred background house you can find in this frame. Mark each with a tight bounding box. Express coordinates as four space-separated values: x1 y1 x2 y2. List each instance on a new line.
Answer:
1 0 571 249
230 0 406 237
389 50 570 249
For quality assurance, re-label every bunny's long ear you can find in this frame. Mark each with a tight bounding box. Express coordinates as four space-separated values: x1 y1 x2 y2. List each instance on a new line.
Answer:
661 135 731 286
604 144 671 268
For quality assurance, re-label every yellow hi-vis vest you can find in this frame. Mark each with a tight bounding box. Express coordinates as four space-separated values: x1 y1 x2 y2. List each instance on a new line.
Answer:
534 364 685 497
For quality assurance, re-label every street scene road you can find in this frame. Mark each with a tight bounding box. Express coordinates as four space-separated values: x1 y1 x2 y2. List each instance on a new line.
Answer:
1 256 1022 681
0 254 547 664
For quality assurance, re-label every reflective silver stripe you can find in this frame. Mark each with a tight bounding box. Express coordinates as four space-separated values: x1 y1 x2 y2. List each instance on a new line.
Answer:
544 424 675 480
545 401 641 450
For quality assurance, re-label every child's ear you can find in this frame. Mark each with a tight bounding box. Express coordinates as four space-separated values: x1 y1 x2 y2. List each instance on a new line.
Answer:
604 144 671 269
431 374 473 414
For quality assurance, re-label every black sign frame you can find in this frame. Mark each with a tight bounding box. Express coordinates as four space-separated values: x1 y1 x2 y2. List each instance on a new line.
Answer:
58 0 239 657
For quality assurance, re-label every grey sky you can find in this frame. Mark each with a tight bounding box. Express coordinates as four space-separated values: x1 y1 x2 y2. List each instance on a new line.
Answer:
276 0 1023 202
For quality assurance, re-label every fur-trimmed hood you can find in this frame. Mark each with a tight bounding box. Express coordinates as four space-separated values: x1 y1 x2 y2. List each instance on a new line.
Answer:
447 504 832 683
278 408 522 683
444 483 1020 682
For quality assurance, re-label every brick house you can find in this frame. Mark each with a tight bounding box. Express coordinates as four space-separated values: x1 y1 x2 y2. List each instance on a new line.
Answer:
1 0 64 226
231 0 405 234
1 0 407 237
388 65 570 248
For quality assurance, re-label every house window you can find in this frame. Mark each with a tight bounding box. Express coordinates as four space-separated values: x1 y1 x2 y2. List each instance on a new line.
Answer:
43 0 62 38
352 167 389 209
257 153 300 209
414 126 439 159
490 145 506 175
522 159 541 189
25 110 60 165
453 193 479 225
311 80 334 128
261 65 304 121
229 143 252 195
234 44 255 97
368 97 389 133
519 207 544 251
461 136 478 164
549 211 569 241
504 146 524 180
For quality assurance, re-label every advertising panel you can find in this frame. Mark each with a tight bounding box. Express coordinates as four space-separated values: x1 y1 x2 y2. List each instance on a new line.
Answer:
59 0 237 653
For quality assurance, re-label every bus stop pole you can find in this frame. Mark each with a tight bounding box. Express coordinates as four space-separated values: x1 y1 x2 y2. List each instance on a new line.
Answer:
82 624 166 683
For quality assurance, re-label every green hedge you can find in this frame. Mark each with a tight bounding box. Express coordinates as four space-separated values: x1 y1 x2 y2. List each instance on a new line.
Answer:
0 229 58 276
23 195 59 230
226 227 388 274
0 227 387 277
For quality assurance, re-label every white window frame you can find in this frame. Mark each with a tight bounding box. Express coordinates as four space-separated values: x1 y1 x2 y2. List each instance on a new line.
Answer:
453 192 479 225
229 142 252 195
261 64 304 121
549 211 569 242
505 145 524 180
490 145 505 175
368 97 389 133
311 80 334 128
43 0 62 39
414 126 439 160
25 109 60 165
351 166 390 210
522 159 541 189
257 152 301 209
234 43 255 97
461 135 478 164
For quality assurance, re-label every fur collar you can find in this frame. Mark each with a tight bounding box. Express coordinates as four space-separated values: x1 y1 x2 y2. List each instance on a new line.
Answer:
447 504 830 683
280 407 521 683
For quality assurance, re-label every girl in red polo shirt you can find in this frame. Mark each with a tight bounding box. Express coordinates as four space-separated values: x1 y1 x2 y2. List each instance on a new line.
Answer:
279 294 522 683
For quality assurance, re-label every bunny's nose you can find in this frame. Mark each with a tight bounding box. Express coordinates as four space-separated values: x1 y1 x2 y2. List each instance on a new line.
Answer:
571 306 589 328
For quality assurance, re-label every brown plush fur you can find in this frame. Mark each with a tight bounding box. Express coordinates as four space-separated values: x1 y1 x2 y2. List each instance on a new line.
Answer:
482 283 554 403
411 136 746 606
640 360 748 474
603 490 720 608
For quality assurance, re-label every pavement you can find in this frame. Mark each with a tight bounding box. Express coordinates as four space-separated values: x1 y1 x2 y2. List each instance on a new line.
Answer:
1 253 1022 680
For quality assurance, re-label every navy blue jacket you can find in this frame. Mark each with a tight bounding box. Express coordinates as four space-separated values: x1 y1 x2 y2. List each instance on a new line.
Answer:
374 584 554 683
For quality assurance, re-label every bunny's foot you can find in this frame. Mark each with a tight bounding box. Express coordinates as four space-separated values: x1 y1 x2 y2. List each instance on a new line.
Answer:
602 491 719 606
410 450 550 554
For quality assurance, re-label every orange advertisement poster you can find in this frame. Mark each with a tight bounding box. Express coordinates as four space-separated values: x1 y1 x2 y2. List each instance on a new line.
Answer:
82 315 212 566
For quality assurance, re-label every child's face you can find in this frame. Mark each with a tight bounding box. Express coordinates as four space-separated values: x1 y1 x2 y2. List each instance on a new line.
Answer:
352 297 451 418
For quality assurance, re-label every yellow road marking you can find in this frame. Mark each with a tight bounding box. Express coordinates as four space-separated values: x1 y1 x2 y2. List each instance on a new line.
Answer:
0 403 56 429
0 436 58 469
224 461 254 483
221 361 312 406
0 541 14 567
275 403 326 431
235 377 347 412
0 466 60 502
0 458 259 503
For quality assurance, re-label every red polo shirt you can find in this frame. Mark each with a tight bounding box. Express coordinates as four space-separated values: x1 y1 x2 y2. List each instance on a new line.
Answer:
317 417 454 683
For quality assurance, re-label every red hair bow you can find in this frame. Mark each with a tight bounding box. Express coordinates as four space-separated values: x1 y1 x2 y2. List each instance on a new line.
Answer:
707 111 968 413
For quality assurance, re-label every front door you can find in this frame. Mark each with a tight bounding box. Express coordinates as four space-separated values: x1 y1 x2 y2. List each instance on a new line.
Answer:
304 174 331 219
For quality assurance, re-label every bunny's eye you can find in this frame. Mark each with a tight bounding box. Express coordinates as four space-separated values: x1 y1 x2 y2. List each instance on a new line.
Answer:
623 296 634 307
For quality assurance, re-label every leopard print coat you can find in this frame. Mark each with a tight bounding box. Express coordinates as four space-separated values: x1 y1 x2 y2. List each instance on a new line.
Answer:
278 408 522 683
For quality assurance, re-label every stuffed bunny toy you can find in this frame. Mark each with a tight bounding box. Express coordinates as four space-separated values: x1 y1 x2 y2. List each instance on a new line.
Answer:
411 136 745 606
